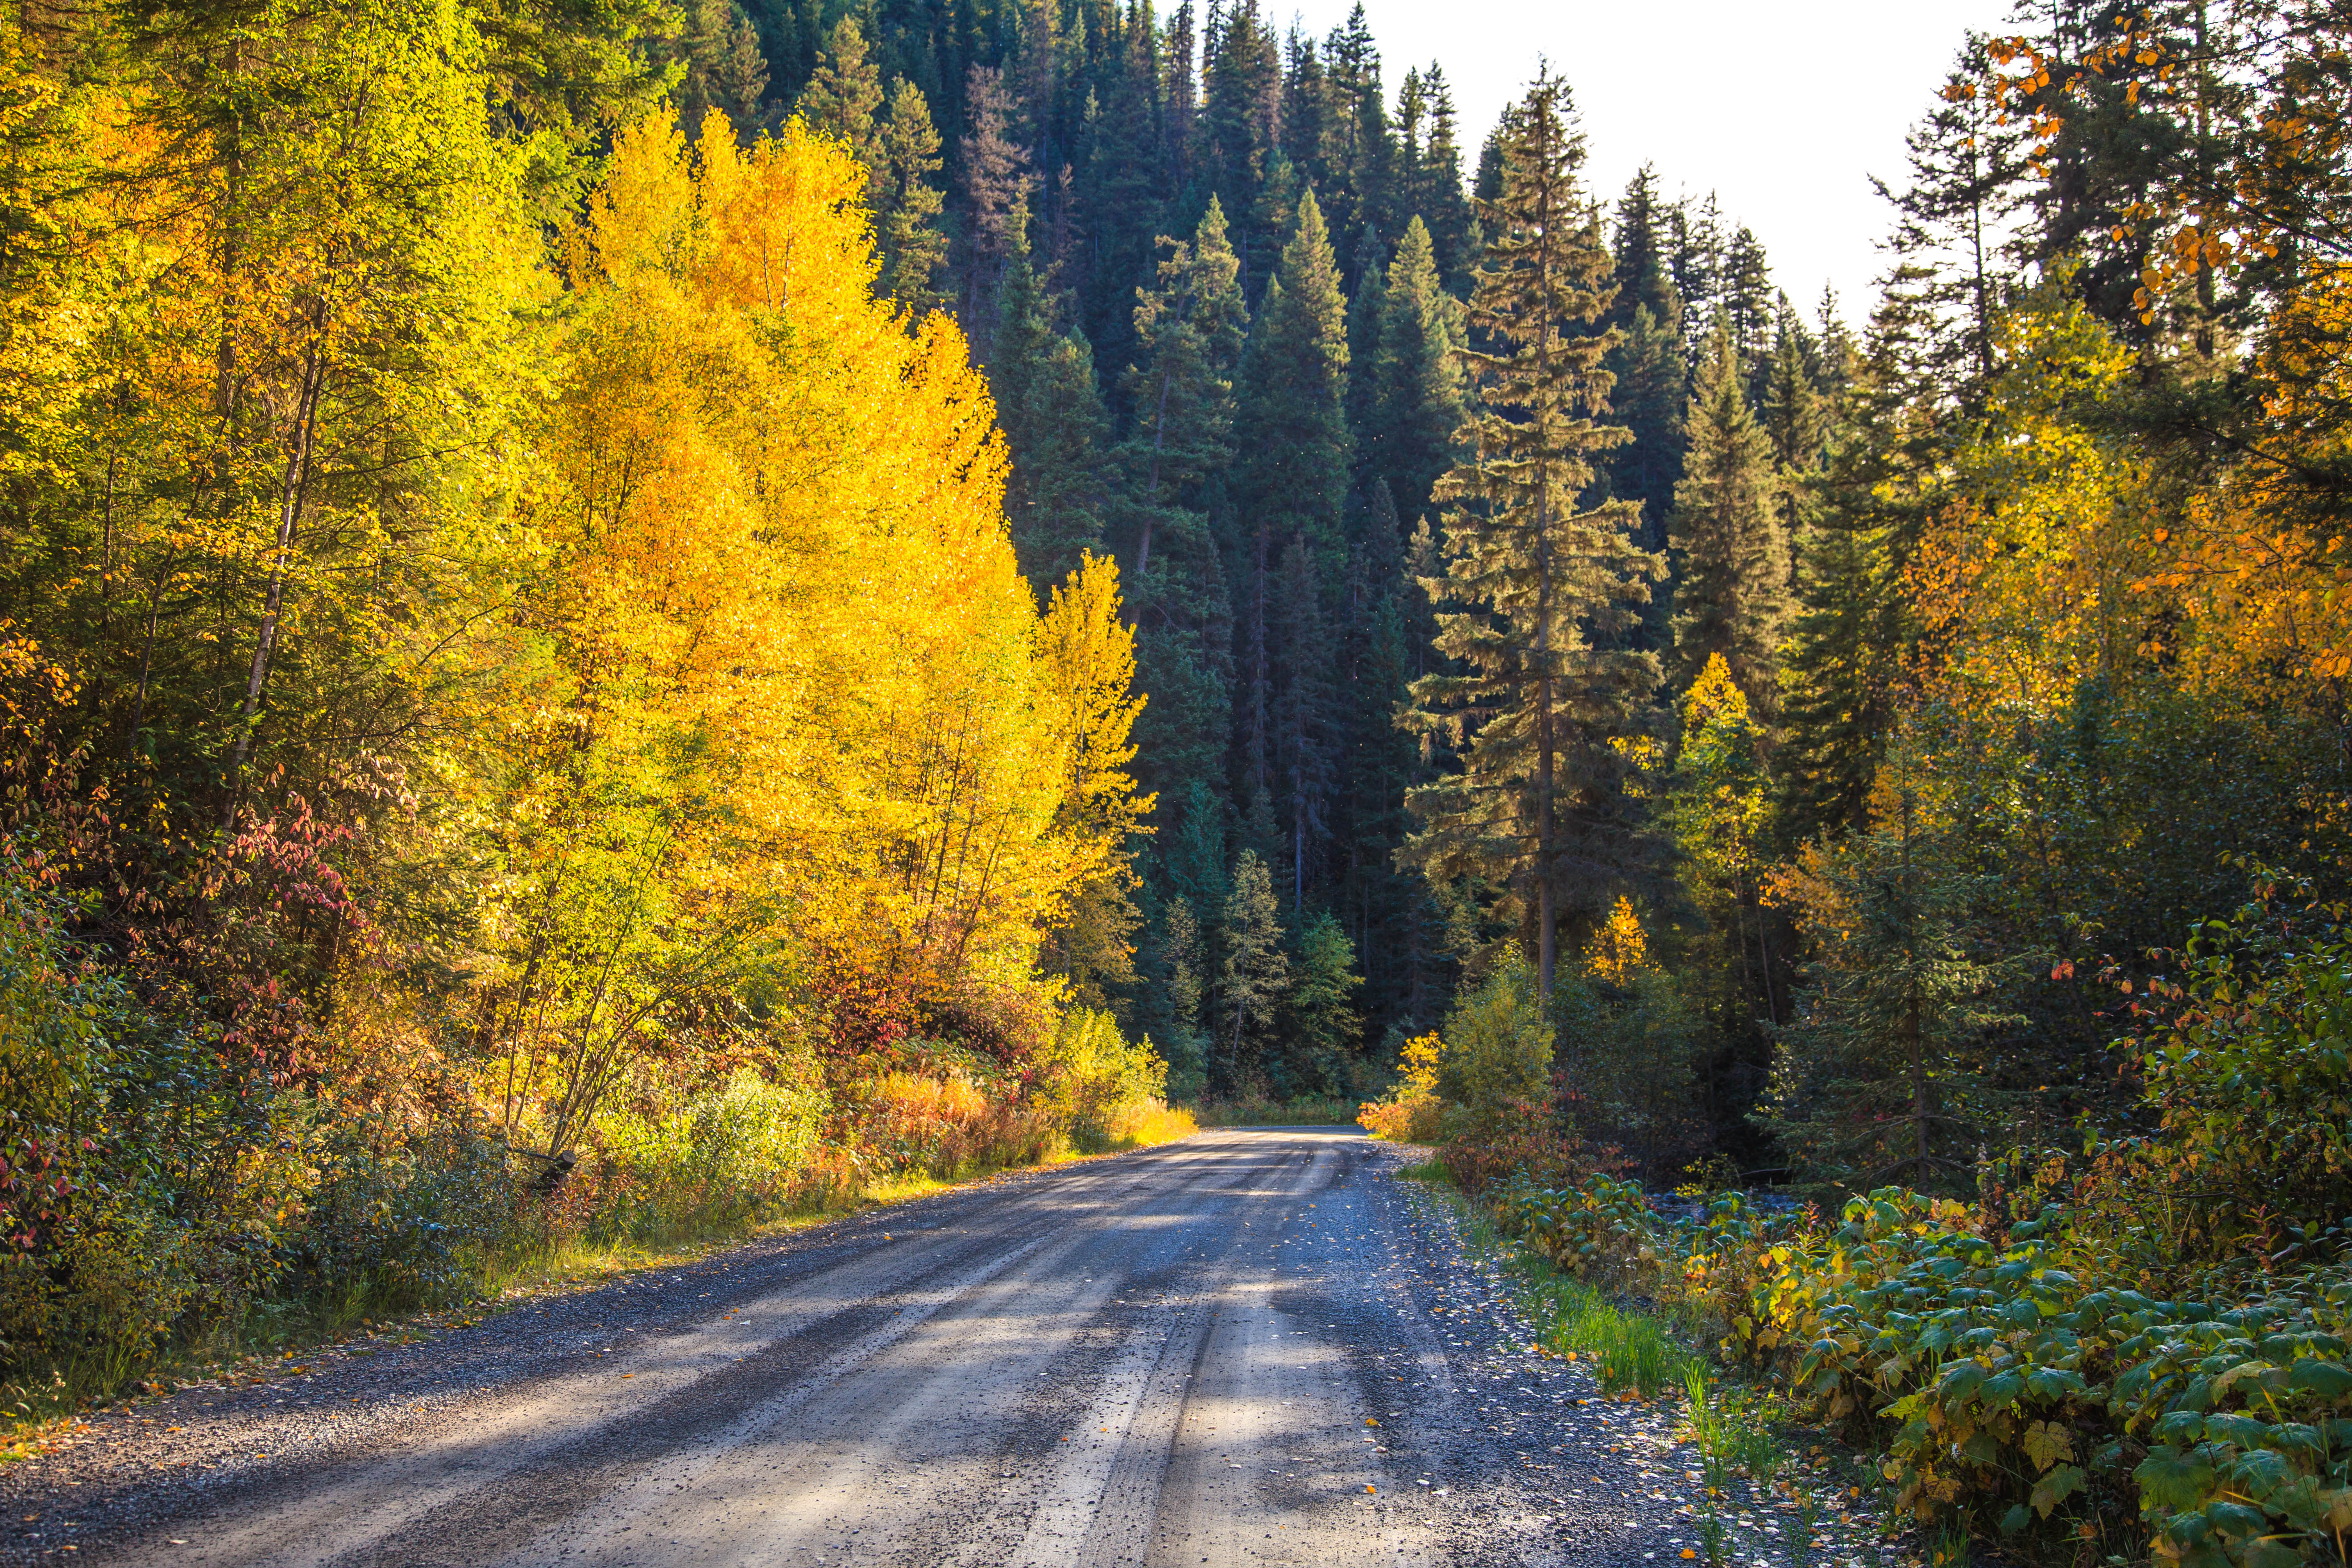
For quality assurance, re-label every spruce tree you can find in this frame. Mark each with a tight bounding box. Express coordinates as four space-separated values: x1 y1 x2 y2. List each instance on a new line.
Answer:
1418 65 1475 291
958 65 1034 352
995 241 1110 596
1338 481 1431 1035
1401 71 1662 998
877 80 949 317
1882 37 2032 390
1237 186 1352 578
1116 199 1246 818
1721 223 1776 397
1274 533 1336 909
1668 314 1786 706
1364 215 1463 526
1775 286 1942 838
1216 848 1289 1090
799 16 884 190
1280 911 1363 1093
1346 221 1387 439
675 0 770 138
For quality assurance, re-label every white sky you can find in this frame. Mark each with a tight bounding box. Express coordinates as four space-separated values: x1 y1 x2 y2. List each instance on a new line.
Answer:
1274 0 2021 325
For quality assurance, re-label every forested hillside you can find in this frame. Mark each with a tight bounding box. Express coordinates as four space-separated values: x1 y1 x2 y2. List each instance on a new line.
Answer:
4 3 2352 1554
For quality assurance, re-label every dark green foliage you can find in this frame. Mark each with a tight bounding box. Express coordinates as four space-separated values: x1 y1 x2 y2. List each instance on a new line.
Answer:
1667 315 1786 704
1765 787 2021 1191
1362 215 1463 527
993 244 1109 596
1402 70 1661 998
1236 187 1353 578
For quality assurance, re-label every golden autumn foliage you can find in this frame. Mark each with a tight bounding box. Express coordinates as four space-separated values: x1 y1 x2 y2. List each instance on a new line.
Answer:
2145 267 2352 705
462 111 1154 1150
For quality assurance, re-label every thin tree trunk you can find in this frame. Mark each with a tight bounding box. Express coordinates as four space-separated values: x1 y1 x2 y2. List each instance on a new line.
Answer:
224 336 324 827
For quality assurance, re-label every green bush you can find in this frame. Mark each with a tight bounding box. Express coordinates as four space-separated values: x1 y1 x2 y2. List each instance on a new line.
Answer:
291 1117 518 1309
1433 955 1553 1122
0 869 299 1384
1032 1008 1170 1152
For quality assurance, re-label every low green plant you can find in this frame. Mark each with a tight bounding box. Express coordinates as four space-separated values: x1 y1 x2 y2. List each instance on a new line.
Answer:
1697 1509 1729 1565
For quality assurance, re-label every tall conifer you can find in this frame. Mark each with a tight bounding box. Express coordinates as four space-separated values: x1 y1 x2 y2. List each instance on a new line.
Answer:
1668 314 1785 705
1364 215 1462 526
877 80 950 316
996 241 1110 595
1237 187 1352 578
1402 71 1661 997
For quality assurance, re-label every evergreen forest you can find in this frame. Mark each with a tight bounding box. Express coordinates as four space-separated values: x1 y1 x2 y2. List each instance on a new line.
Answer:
4 0 2352 1558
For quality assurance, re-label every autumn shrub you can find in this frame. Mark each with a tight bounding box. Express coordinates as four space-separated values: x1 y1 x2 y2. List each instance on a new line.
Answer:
0 866 305 1386
1030 1008 1176 1154
1433 953 1554 1122
584 1071 834 1241
1359 1031 1446 1143
1097 1098 1200 1148
860 1070 1053 1179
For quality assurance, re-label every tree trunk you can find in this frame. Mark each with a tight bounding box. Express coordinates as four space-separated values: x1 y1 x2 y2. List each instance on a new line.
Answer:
224 335 324 827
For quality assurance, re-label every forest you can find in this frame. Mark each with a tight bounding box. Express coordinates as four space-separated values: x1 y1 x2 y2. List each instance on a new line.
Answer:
0 0 2350 1558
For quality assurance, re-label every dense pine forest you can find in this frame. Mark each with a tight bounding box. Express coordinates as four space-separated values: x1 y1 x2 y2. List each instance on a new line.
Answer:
4 0 2352 1557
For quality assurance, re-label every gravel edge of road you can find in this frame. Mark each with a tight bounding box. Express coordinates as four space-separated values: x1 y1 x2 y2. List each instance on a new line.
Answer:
1386 1166 1936 1568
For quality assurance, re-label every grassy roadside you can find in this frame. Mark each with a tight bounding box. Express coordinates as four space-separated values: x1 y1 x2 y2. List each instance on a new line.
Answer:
1397 1159 1933 1568
0 1133 1195 1462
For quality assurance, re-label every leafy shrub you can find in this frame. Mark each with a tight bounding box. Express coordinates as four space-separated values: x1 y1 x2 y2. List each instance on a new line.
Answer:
588 1069 836 1239
1031 1008 1172 1153
292 1117 516 1309
1359 1031 1445 1143
0 867 301 1383
1433 954 1553 1120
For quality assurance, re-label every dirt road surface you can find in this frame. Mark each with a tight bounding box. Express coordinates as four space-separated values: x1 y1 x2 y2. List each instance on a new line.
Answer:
5 1130 1712 1566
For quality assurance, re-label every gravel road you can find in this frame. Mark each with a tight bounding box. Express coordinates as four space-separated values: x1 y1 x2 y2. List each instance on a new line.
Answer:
0 1129 1822 1567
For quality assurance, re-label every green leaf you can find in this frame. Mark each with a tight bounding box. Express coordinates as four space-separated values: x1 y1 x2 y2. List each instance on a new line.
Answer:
2289 1358 2352 1399
2136 1448 2218 1509
2031 1462 2085 1518
1936 1360 1988 1401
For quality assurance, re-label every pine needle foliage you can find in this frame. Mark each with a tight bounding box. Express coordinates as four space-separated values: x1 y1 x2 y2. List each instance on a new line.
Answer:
1402 69 1662 996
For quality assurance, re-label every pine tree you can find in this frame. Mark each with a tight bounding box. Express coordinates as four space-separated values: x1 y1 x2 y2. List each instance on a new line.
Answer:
676 0 771 138
1608 297 1686 559
1338 481 1431 1036
799 16 884 186
1668 314 1786 706
1776 512 1894 836
1274 533 1336 909
1346 220 1387 437
1720 223 1776 398
877 79 949 316
1669 192 1723 339
1761 302 1825 575
1401 70 1662 998
1237 186 1352 578
995 240 1110 596
1280 911 1363 1092
1610 166 1677 328
1217 848 1289 1089
1364 215 1462 526
1880 36 2032 392
1116 199 1246 817
1418 65 1475 292
1199 0 1281 216
1774 285 1941 838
